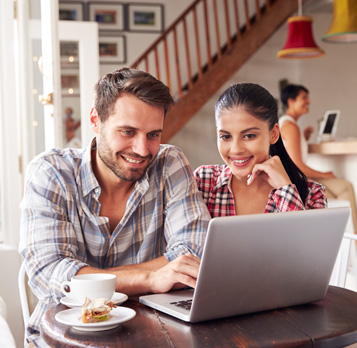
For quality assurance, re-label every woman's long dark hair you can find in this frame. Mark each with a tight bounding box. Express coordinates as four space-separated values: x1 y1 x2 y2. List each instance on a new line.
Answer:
215 83 308 204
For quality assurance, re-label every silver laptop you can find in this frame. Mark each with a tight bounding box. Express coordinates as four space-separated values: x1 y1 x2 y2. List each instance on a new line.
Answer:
139 207 350 322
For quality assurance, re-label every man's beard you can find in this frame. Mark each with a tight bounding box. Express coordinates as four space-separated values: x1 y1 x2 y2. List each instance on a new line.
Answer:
97 139 152 182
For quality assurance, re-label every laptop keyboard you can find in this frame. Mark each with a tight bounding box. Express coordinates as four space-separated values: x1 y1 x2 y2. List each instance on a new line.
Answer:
170 299 192 311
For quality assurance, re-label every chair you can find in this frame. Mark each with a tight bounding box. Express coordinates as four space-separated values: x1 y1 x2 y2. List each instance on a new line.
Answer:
328 199 357 287
18 261 30 328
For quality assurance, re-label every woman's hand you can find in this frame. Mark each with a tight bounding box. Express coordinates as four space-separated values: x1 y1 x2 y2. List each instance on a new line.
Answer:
247 156 292 189
303 126 314 141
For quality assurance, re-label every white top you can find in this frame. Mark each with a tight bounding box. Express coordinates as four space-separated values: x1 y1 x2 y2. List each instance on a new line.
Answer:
279 115 308 163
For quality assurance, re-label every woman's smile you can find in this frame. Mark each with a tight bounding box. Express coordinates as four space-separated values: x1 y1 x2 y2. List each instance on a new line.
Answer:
230 156 253 168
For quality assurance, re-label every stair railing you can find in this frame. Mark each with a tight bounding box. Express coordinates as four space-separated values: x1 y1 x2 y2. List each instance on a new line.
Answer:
131 0 272 101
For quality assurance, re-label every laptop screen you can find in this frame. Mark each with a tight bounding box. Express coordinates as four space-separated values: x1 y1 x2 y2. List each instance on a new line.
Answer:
323 112 338 134
318 110 340 143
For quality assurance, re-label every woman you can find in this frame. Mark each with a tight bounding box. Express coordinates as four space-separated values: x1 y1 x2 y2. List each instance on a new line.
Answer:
194 83 326 217
279 84 335 179
280 84 357 232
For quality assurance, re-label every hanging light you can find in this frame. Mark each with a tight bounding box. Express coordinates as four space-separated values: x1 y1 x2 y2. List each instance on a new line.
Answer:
277 0 325 59
322 0 357 43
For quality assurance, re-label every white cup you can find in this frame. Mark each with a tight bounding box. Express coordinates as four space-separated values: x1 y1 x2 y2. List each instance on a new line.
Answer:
60 273 117 304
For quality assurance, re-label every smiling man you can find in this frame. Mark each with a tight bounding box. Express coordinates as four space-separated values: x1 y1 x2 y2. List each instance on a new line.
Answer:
19 68 210 347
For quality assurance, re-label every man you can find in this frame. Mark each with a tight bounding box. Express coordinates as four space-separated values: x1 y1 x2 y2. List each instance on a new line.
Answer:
19 68 210 347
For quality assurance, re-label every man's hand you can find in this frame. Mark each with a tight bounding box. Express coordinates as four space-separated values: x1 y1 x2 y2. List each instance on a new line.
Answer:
149 254 201 293
76 254 201 296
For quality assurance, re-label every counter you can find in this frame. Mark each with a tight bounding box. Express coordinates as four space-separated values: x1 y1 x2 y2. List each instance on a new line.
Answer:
307 139 357 196
308 140 357 155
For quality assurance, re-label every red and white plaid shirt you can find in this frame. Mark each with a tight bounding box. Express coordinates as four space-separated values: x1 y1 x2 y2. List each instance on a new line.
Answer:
194 165 327 217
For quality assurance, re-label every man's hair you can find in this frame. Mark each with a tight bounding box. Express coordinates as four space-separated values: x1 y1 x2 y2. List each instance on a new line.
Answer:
280 84 309 109
94 67 174 122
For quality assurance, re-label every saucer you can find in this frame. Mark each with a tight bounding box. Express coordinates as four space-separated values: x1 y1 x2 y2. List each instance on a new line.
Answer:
60 292 128 308
55 306 136 332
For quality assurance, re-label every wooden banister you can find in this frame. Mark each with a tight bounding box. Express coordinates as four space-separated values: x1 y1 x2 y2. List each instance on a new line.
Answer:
130 0 304 141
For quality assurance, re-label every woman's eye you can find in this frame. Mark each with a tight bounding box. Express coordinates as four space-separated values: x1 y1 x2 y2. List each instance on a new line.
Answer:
244 133 256 139
219 134 231 140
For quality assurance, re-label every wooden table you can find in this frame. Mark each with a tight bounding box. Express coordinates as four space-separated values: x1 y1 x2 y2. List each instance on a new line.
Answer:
308 140 357 156
41 286 357 348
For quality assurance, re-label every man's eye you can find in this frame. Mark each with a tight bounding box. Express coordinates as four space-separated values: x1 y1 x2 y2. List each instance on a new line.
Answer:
148 132 160 138
122 130 134 136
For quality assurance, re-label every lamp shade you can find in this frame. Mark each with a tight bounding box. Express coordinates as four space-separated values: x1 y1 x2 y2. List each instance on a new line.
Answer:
322 0 357 43
277 16 325 59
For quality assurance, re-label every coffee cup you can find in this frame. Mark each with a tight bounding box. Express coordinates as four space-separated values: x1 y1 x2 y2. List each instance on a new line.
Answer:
60 273 117 304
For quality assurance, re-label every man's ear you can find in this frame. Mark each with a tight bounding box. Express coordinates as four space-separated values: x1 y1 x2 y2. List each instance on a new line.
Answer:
90 107 100 133
270 123 280 145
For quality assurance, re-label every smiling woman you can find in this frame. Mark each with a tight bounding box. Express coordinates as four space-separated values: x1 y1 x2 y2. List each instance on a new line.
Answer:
194 83 327 218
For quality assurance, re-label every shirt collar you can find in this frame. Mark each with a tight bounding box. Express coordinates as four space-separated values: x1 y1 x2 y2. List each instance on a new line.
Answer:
213 165 233 192
81 137 100 197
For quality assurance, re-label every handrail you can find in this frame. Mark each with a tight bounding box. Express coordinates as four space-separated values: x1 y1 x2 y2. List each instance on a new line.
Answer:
131 0 273 100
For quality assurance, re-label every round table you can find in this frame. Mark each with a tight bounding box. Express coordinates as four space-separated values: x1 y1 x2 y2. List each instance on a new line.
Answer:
41 286 357 348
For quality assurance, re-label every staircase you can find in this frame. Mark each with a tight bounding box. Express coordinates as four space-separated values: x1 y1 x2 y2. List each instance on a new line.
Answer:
131 0 305 143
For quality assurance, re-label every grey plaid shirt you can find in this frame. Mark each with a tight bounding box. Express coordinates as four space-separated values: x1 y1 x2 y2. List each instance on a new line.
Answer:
19 139 210 346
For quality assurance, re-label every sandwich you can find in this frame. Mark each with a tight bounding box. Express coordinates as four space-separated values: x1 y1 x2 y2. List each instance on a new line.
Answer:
81 297 116 323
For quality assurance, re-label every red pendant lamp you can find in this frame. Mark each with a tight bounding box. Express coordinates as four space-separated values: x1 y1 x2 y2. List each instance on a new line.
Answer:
277 0 325 59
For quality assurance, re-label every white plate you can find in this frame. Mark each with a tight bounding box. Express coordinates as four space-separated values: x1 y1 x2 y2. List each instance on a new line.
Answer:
55 306 136 331
60 292 128 308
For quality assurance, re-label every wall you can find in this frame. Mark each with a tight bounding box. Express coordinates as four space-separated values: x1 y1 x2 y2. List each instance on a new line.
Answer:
169 10 357 171
97 0 192 76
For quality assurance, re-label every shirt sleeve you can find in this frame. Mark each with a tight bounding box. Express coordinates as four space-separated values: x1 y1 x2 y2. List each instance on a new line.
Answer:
304 181 328 209
268 182 327 212
161 147 211 261
19 157 88 303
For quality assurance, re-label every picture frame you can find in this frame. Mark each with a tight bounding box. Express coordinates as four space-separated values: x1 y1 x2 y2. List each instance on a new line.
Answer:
88 2 125 31
60 41 79 67
61 69 80 95
127 3 164 33
59 1 85 21
99 35 126 64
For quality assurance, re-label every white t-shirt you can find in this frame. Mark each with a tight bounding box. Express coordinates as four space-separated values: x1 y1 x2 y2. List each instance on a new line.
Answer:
279 115 308 163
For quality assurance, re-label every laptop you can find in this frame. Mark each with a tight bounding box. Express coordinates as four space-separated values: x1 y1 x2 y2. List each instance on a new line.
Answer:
317 110 340 143
139 207 350 322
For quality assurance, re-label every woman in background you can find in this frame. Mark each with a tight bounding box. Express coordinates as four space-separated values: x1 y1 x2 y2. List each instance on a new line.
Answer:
280 84 357 232
194 83 326 217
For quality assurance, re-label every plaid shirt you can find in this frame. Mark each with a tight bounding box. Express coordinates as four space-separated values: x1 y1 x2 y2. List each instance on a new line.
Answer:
194 165 327 217
19 140 210 346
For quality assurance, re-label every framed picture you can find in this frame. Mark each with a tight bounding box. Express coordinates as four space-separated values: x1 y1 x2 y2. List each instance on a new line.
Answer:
61 69 80 95
88 2 124 31
99 35 126 64
127 3 164 33
60 41 79 66
59 1 85 21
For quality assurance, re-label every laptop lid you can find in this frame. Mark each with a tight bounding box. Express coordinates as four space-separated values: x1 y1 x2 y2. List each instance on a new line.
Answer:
140 207 350 322
317 110 340 143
